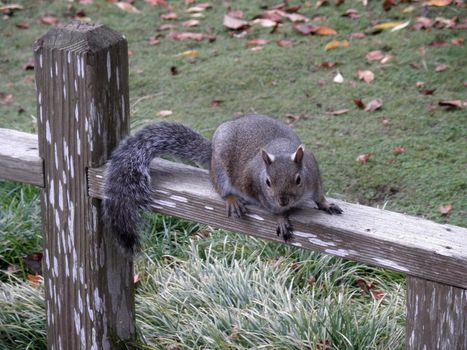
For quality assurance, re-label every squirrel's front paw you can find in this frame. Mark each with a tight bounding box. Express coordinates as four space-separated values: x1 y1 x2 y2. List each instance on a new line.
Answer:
317 201 343 215
276 217 293 241
225 195 246 218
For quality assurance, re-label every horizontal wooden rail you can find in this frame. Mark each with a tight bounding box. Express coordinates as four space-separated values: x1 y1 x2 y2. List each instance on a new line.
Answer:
0 128 44 187
1 129 467 289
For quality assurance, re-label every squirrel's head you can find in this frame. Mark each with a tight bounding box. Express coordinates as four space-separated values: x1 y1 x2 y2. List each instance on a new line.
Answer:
260 144 307 212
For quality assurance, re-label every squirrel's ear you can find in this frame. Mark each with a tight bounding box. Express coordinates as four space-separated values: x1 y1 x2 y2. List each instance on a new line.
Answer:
292 145 305 163
261 149 275 166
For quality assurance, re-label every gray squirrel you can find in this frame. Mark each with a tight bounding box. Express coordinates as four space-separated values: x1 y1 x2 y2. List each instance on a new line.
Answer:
103 114 342 255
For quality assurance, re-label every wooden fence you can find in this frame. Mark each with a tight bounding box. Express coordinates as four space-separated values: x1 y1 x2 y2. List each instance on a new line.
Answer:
0 23 465 350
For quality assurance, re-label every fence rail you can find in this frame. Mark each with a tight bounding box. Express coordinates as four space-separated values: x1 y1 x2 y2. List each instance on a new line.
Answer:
0 22 465 350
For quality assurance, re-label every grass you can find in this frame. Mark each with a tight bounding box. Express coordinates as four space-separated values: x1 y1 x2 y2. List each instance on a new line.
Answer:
0 0 466 348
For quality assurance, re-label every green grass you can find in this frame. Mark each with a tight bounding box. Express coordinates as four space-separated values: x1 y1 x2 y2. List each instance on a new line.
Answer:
0 0 466 348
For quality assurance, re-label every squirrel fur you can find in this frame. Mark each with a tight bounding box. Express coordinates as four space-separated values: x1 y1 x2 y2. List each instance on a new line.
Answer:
103 114 342 255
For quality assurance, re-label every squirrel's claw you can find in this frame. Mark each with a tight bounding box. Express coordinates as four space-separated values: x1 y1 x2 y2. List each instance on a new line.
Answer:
225 195 246 218
317 201 343 215
276 217 293 241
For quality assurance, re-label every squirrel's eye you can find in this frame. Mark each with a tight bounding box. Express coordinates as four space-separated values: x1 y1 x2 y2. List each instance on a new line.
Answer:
266 178 271 187
296 175 301 185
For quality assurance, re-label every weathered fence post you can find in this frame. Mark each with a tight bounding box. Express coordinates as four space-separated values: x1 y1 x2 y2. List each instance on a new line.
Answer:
34 23 134 349
406 276 466 350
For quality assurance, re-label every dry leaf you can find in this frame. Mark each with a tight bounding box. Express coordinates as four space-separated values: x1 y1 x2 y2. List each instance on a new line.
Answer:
333 71 344 83
392 146 406 155
187 3 212 13
418 88 436 95
293 24 318 35
0 4 24 14
307 275 316 286
40 14 59 25
320 61 337 68
451 38 464 45
314 26 337 36
27 274 42 286
182 19 200 27
364 99 383 112
439 204 453 216
435 63 448 72
342 9 360 18
426 0 452 6
180 49 199 58
223 15 249 30
277 39 293 48
390 20 410 32
356 152 373 163
401 5 415 13
145 0 168 6
16 21 29 29
325 39 349 50
326 109 350 115
168 32 206 41
227 10 244 18
23 58 35 70
353 98 365 109
357 70 375 83
366 50 385 61
251 18 277 28
159 24 177 31
383 0 396 11
438 100 463 110
350 32 366 39
209 100 223 107
157 110 173 117
160 12 178 20
148 36 161 45
0 93 14 106
373 21 406 30
115 2 140 13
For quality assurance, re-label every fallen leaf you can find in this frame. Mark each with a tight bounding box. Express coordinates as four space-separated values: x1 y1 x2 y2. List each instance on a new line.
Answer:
392 146 405 155
356 152 373 163
115 2 140 13
128 50 134 57
0 93 14 106
251 18 278 28
380 54 394 64
40 14 59 25
325 39 349 50
370 289 385 299
434 17 457 29
383 0 396 11
373 21 406 30
27 274 42 286
159 24 177 31
145 0 168 6
314 26 337 36
426 0 452 6
382 117 391 125
160 12 178 20
0 4 24 14
148 36 161 45
180 49 199 58
438 100 463 110
390 20 410 32
418 88 436 95
293 24 318 35
246 39 269 46
307 275 316 286
366 50 385 61
435 63 448 72
279 11 309 23
439 204 453 216
157 110 173 117
364 99 383 112
401 5 415 13
168 32 206 41
342 9 360 18
182 19 200 27
223 15 249 30
451 38 464 45
134 274 140 284
170 66 179 75
350 32 366 39
357 70 375 83
291 261 302 271
333 71 344 83
23 58 35 70
430 41 448 47
227 10 244 18
16 21 29 29
353 98 365 109
320 61 337 68
187 3 212 13
209 100 223 107
326 108 350 115
277 39 293 48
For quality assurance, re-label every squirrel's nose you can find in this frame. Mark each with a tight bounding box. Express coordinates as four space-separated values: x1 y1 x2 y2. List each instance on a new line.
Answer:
278 196 289 207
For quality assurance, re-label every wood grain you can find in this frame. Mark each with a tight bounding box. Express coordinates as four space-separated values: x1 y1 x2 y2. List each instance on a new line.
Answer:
35 22 134 350
0 128 43 186
406 276 466 350
89 158 467 289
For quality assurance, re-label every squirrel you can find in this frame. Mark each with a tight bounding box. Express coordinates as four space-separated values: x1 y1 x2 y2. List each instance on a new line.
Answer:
103 114 342 255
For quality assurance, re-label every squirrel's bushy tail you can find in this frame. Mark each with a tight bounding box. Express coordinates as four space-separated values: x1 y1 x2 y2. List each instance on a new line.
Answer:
103 122 211 255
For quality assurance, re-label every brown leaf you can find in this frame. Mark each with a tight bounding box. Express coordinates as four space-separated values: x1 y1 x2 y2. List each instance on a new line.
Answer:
170 66 179 75
426 0 452 6
439 204 453 216
279 11 309 23
307 275 317 286
418 88 436 95
293 24 318 35
314 26 337 36
353 98 365 109
145 0 168 6
435 63 448 72
209 100 223 107
16 21 29 29
115 2 140 13
223 15 249 30
438 100 463 110
27 274 42 286
356 152 373 163
383 0 396 11
23 58 35 70
148 36 161 45
349 32 366 39
0 93 14 106
180 49 199 58
324 39 349 50
134 273 140 284
246 39 269 47
159 24 177 31
0 4 24 15
277 39 293 48
366 50 385 61
40 14 59 25
182 19 200 28
430 41 448 47
382 117 391 125
320 61 337 68
451 38 464 45
392 146 406 155
370 289 385 299
357 70 374 83
227 10 244 18
342 9 360 18
160 12 178 20
157 110 173 117
364 99 383 112
291 261 302 271
251 18 277 28
326 108 350 115
187 3 212 13
168 32 206 41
